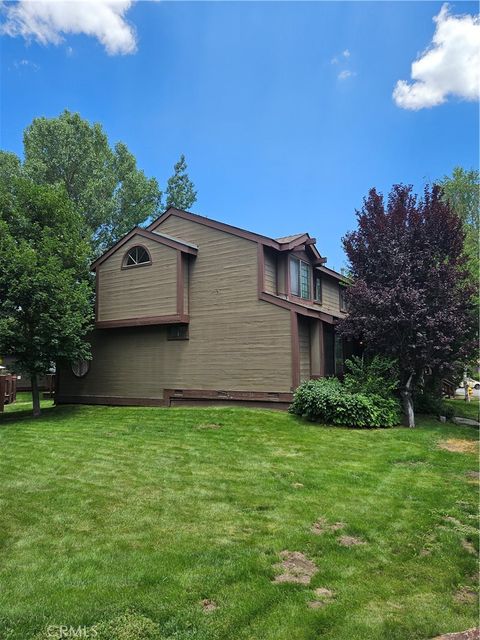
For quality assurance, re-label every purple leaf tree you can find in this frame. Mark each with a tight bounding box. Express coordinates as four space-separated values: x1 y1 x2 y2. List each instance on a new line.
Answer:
338 184 476 427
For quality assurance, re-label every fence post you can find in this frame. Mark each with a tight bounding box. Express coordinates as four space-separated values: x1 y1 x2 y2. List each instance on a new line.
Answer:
0 377 5 413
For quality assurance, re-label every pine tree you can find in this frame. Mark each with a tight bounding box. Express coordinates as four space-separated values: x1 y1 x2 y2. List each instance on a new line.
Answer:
165 154 197 211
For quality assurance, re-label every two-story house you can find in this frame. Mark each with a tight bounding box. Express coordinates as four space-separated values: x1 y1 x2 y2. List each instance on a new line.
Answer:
57 207 353 409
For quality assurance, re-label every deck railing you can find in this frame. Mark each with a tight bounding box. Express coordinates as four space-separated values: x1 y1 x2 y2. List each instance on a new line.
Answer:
0 375 17 412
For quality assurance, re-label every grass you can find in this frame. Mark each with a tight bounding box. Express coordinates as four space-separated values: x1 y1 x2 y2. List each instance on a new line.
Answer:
0 394 478 640
445 397 480 422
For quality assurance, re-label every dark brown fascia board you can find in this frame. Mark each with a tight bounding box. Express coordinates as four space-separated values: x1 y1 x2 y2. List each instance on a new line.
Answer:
149 207 329 264
96 314 189 329
316 265 349 282
91 227 198 271
259 292 340 324
148 207 285 249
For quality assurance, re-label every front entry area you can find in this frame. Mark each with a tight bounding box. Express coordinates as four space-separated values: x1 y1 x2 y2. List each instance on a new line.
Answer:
295 314 339 384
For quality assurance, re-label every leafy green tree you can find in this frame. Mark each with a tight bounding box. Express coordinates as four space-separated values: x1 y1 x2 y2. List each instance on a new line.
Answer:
23 110 161 255
440 167 479 297
0 177 93 416
165 154 197 211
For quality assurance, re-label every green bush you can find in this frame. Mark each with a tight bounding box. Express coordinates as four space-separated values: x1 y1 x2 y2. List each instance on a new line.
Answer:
414 392 455 420
289 378 400 428
343 355 399 398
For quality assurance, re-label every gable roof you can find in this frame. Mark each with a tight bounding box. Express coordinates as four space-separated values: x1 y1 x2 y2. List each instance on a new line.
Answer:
90 226 198 271
148 207 326 262
276 233 307 244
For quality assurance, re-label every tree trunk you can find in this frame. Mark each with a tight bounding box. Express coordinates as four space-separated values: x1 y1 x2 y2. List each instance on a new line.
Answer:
401 373 415 428
31 375 41 417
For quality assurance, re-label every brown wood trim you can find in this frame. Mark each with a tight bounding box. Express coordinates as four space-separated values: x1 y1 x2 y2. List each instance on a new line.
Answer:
176 251 184 316
319 320 325 378
290 311 300 390
277 233 309 251
56 389 294 410
95 268 100 322
56 395 167 407
120 243 152 270
164 388 293 406
317 265 348 281
259 292 339 324
95 314 189 329
149 207 284 250
91 227 197 271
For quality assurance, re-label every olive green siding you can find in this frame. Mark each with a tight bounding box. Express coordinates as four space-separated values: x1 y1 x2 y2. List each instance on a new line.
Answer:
59 215 293 400
264 248 277 294
298 316 311 382
97 236 178 322
320 275 341 315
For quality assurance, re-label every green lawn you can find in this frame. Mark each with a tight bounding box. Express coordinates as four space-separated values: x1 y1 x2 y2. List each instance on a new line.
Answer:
445 397 480 422
0 395 478 640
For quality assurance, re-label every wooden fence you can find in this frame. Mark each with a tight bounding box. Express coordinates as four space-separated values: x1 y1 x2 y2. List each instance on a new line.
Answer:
0 375 17 412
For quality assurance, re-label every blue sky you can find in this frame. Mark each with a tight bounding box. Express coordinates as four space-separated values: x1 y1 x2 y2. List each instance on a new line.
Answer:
1 1 478 269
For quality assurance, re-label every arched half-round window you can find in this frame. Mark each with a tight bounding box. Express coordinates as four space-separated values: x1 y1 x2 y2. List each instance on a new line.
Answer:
71 359 90 378
123 245 151 268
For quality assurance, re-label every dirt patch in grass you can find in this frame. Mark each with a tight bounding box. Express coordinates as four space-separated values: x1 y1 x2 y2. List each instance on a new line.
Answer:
311 517 345 535
201 599 218 613
308 587 335 609
338 535 366 547
453 587 477 605
466 471 479 481
461 539 477 555
273 551 317 585
432 628 480 640
438 439 477 454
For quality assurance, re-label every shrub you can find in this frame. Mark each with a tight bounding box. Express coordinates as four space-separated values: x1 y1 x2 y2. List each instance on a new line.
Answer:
414 392 455 420
343 355 399 399
289 378 400 428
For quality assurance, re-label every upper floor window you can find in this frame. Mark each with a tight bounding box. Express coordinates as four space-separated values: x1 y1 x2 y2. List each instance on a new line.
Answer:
314 273 322 304
123 246 151 268
290 257 311 299
339 286 348 312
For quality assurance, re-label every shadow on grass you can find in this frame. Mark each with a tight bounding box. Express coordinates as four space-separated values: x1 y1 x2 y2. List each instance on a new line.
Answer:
0 403 85 426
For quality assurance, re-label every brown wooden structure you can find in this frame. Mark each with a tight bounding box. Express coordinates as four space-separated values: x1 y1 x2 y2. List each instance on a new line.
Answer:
0 375 17 412
57 207 351 408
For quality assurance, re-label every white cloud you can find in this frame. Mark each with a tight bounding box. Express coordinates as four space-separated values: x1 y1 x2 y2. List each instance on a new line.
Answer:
393 4 480 110
12 58 39 70
0 0 138 55
331 49 351 65
338 69 354 80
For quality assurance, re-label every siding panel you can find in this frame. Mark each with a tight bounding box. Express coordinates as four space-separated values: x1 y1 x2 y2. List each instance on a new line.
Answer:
264 248 277 294
97 236 177 322
59 216 293 399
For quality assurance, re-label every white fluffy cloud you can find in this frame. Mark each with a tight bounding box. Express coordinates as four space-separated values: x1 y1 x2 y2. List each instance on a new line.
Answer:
0 0 137 55
393 4 480 110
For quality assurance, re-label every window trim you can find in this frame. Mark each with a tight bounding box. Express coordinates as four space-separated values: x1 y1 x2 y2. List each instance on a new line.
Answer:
339 285 348 312
314 272 323 304
121 244 152 270
289 256 312 301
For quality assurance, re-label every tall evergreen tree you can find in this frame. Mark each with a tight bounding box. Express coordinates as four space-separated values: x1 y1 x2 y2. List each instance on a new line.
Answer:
338 184 476 427
165 154 197 211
